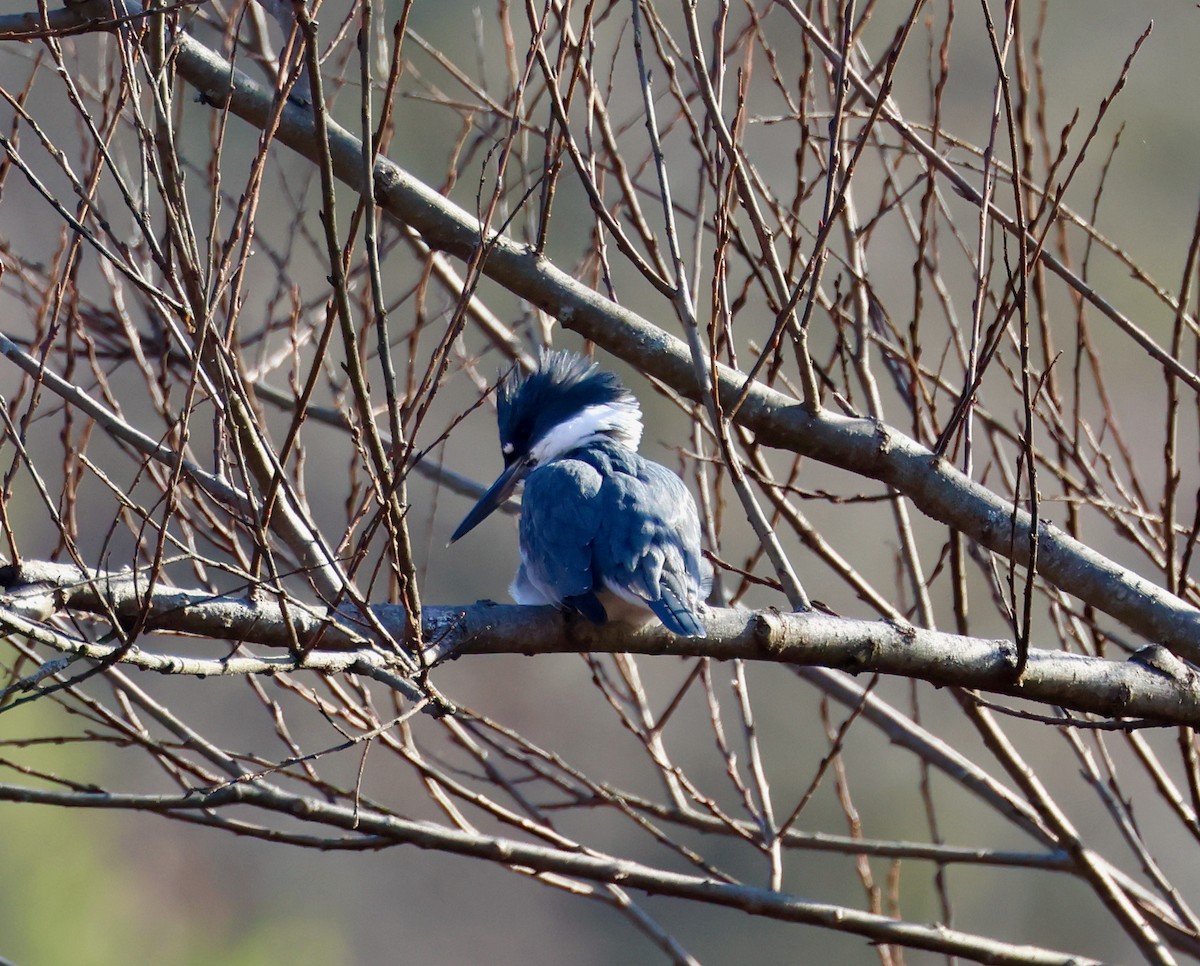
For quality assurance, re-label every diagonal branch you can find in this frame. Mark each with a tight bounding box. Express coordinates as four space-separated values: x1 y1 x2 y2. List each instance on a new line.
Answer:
81 1 1200 658
2 3 1198 661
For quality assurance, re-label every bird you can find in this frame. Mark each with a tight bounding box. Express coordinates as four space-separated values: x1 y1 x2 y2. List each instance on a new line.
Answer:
450 350 711 637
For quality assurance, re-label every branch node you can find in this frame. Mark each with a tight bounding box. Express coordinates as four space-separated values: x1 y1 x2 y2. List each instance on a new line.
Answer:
752 609 785 656
1129 644 1196 686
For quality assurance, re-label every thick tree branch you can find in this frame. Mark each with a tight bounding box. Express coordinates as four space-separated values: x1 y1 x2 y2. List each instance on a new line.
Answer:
4 560 1198 726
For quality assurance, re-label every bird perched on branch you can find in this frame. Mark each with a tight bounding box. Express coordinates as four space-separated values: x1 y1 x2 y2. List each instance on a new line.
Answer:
450 350 711 637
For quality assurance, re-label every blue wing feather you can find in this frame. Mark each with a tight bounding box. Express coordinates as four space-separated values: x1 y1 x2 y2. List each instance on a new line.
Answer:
515 443 709 636
649 586 706 637
593 447 710 635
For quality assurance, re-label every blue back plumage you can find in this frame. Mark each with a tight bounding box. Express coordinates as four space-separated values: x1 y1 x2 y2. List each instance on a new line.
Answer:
516 440 711 637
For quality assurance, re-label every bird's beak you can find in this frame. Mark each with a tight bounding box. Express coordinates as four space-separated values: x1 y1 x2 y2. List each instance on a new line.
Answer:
449 457 529 544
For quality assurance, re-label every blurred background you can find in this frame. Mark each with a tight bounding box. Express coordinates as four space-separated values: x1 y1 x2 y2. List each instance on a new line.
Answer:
1 0 1200 963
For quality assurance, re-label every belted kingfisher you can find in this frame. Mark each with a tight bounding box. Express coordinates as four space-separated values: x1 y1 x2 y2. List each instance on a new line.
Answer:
450 350 711 637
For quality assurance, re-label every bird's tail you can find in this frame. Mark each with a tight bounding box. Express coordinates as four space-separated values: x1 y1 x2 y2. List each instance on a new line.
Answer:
650 587 707 638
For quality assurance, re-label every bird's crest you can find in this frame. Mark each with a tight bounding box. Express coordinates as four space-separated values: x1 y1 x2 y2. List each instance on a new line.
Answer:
497 350 643 463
